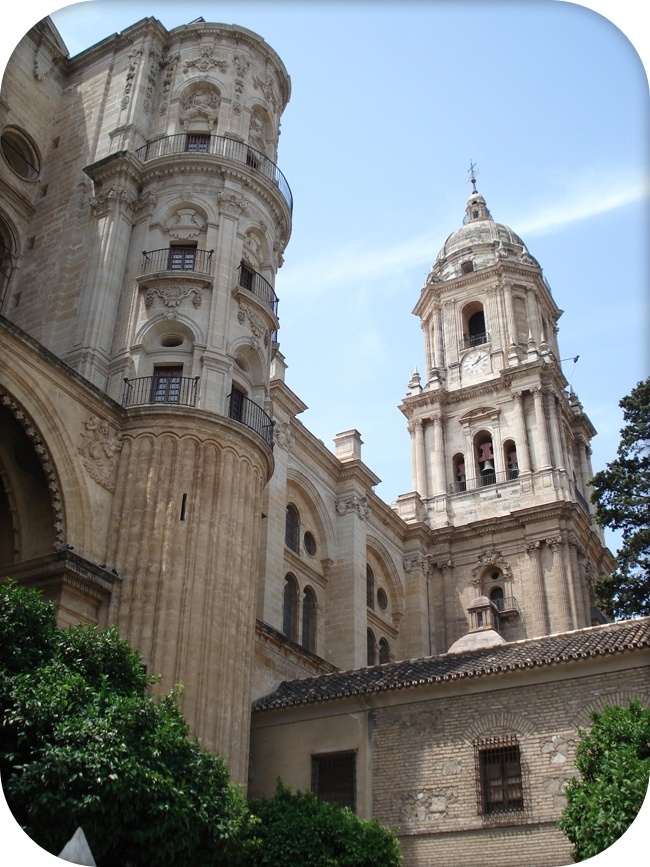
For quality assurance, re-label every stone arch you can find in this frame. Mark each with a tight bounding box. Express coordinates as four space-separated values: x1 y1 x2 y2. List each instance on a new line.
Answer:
569 690 650 730
247 103 274 156
176 81 222 132
285 468 336 565
461 299 488 347
366 534 405 620
0 386 68 559
461 710 538 744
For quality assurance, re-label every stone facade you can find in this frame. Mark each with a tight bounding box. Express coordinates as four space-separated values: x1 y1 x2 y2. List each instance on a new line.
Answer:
1 15 647 865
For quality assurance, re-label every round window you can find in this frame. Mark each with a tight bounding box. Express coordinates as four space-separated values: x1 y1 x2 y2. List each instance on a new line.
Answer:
1 128 40 180
377 587 388 611
303 531 317 557
160 334 184 347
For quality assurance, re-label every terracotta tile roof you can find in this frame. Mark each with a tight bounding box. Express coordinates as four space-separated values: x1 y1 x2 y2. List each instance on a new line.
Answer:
252 618 650 712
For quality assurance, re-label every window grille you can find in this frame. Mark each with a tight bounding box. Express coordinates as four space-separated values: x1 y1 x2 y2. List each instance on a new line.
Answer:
475 735 524 815
312 751 356 811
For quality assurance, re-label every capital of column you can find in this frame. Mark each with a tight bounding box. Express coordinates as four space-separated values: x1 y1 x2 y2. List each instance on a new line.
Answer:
525 540 542 558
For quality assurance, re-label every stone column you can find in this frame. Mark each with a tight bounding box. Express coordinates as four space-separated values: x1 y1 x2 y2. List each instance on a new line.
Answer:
432 304 444 369
414 419 427 497
401 553 432 658
568 538 588 629
463 429 477 489
432 414 446 495
576 436 596 514
546 391 565 470
422 320 433 378
512 391 532 474
547 535 573 632
533 387 552 469
526 287 542 345
525 541 549 636
503 282 517 345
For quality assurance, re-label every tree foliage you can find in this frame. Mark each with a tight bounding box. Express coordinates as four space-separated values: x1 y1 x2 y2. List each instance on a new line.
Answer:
0 582 254 866
559 700 650 862
590 377 650 618
247 781 402 866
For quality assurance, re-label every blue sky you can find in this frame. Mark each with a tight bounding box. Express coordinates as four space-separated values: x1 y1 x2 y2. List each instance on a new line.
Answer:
0 4 649 862
2 1 649 519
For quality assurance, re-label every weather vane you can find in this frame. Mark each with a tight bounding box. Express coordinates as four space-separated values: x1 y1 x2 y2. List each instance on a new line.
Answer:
468 159 479 193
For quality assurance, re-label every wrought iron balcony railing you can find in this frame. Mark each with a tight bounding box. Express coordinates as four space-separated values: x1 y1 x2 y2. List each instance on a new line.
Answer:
449 468 519 495
228 390 274 450
238 263 279 316
491 596 520 616
461 331 490 350
135 134 293 213
141 247 213 276
123 375 199 408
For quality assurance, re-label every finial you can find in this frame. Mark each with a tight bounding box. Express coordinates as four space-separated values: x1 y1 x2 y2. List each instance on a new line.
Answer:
468 159 479 193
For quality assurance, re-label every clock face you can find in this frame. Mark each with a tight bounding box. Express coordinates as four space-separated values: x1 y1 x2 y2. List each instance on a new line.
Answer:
462 349 490 378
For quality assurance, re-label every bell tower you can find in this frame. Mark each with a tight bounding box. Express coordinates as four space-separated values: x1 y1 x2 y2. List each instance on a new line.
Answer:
396 175 615 651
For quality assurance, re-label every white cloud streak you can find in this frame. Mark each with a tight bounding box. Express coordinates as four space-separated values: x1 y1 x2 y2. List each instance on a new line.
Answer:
280 171 649 298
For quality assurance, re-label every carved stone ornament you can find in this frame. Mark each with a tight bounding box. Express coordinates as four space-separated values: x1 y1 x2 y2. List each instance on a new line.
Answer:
183 47 227 74
217 191 248 218
89 187 137 218
237 302 269 345
165 208 206 239
403 553 431 576
78 416 122 493
471 547 512 582
232 53 250 114
159 53 180 116
145 285 202 311
121 47 143 110
253 73 278 110
0 388 65 545
335 493 371 521
273 421 295 452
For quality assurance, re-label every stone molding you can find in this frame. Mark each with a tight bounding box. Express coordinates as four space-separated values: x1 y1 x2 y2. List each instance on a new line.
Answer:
0 387 65 546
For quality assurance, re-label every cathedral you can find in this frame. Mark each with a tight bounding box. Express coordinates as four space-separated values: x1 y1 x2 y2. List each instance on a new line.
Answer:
1 16 648 866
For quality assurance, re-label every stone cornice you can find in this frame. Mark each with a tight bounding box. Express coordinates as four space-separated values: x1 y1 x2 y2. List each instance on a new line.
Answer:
255 619 338 674
337 458 382 491
270 379 308 419
65 17 168 73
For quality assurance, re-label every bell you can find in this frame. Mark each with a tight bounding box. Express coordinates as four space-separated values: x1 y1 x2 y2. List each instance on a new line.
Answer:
481 459 495 473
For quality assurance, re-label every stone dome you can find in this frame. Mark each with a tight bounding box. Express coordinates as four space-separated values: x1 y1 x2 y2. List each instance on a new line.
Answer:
427 188 539 283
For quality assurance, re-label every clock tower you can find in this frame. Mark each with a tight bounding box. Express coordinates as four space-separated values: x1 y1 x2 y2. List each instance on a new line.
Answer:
397 179 615 651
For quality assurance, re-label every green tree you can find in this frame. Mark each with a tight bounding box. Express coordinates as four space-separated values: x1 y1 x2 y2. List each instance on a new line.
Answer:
590 376 650 618
247 780 402 866
559 700 650 862
0 582 254 866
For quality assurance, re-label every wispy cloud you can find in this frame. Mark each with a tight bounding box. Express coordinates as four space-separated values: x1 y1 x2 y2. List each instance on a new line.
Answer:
280 169 649 299
515 172 649 237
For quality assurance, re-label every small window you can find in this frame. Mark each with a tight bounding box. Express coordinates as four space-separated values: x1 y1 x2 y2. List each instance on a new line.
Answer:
1 128 40 180
301 586 317 653
312 752 356 811
378 637 390 664
367 628 376 666
150 366 183 404
366 565 375 609
168 245 197 271
239 260 255 292
476 736 524 815
285 504 300 552
282 574 298 641
185 133 210 153
461 261 474 274
377 587 388 611
304 531 317 557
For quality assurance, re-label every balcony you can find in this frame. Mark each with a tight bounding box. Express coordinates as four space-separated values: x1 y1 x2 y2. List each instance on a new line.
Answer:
491 596 520 618
461 331 490 351
135 134 293 213
228 390 274 450
449 468 519 495
122 375 199 408
237 263 279 316
141 247 213 276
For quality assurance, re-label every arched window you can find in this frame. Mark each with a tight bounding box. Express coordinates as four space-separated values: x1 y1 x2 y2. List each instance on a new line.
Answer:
367 629 376 666
285 504 300 552
378 638 390 664
0 217 15 311
302 586 317 653
366 565 375 609
453 452 466 492
461 301 488 349
282 573 298 641
504 440 519 480
476 432 495 486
